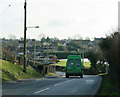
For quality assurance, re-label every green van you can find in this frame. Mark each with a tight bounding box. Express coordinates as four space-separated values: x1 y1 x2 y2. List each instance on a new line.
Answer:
65 55 83 78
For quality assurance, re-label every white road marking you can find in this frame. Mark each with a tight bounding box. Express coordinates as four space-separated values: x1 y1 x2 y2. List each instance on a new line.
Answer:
65 80 72 83
35 79 74 94
54 80 73 86
54 84 60 86
54 82 64 86
34 88 50 94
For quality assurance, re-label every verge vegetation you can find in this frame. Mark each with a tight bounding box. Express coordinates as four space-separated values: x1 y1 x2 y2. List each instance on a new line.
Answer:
0 59 42 82
46 73 60 77
98 75 120 96
98 32 120 96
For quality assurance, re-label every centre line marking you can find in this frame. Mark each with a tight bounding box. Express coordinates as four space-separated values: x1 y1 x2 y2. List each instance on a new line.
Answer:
54 80 73 87
54 83 64 86
34 88 50 94
65 80 72 83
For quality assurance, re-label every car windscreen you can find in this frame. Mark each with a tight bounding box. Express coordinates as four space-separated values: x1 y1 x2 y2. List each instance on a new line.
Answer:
67 59 74 66
75 59 81 66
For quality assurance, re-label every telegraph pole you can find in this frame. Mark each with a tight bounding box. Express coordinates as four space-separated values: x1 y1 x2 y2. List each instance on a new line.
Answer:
34 41 36 65
82 40 84 66
23 0 27 73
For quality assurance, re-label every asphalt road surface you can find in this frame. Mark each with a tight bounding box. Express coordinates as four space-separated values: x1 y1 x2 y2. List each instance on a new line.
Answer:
2 72 102 96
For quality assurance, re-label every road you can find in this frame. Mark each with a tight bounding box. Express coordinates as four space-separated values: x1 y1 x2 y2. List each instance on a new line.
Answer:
2 72 102 96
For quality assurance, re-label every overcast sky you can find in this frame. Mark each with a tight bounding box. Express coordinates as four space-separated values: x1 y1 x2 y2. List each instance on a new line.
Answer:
0 0 119 40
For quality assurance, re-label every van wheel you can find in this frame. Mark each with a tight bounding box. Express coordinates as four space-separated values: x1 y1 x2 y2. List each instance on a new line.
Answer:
66 74 69 78
80 74 83 78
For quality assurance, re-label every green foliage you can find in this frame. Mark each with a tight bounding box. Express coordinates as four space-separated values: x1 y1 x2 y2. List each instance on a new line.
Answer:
46 73 60 77
46 37 51 43
83 62 91 68
51 59 67 67
98 75 120 96
98 75 112 95
66 41 80 51
99 37 111 51
0 59 42 82
41 37 46 43
99 32 120 89
87 51 99 68
98 32 120 95
58 46 65 51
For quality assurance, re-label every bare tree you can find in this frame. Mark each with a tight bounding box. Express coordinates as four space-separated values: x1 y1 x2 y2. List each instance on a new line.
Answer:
8 34 16 40
72 34 83 40
38 33 46 41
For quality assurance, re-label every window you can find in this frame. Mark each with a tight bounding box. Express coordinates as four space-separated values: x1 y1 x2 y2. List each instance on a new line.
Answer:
75 59 81 66
68 59 74 66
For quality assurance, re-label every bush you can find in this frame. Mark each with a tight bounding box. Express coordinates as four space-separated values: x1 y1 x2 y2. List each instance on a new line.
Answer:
99 32 120 90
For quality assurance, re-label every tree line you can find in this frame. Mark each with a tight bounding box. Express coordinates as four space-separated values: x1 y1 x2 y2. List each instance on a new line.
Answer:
99 32 120 90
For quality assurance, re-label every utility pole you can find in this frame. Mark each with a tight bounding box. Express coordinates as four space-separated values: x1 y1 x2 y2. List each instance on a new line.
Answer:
82 40 84 66
34 41 36 65
23 0 39 73
23 0 27 73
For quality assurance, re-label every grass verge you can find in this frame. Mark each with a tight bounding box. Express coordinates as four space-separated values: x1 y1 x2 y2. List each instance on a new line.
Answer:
97 75 120 96
0 59 42 82
46 73 60 77
52 59 67 67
